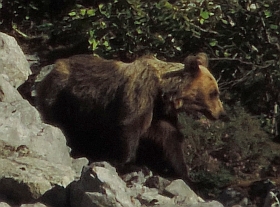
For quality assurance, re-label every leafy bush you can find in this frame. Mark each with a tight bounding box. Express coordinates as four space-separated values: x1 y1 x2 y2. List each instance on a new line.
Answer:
62 0 280 127
1 0 279 122
0 0 49 28
179 105 274 196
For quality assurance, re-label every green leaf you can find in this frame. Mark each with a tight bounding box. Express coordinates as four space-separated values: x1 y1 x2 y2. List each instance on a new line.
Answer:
222 19 228 24
200 9 209 20
164 2 173 9
264 10 272 18
98 3 104 11
209 39 218 46
89 30 95 37
89 38 99 50
80 9 86 16
103 40 109 47
29 3 38 10
136 27 143 34
100 21 106 28
98 3 110 18
68 11 76 17
87 9 96 16
270 24 278 30
224 52 230 57
200 18 205 25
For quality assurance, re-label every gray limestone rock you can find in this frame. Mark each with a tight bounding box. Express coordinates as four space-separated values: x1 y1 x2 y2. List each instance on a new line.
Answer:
0 32 31 88
0 156 75 204
0 99 71 165
0 74 23 102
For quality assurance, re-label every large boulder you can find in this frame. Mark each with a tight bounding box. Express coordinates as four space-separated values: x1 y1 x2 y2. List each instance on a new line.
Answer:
0 33 76 206
69 162 142 207
0 97 72 165
0 32 31 88
0 156 75 204
0 74 76 205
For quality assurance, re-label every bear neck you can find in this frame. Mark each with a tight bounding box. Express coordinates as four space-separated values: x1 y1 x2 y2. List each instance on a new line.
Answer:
153 74 193 126
153 93 178 125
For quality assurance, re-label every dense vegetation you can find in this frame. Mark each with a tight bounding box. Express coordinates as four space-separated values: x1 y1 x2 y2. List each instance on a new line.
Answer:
1 0 280 197
1 0 279 121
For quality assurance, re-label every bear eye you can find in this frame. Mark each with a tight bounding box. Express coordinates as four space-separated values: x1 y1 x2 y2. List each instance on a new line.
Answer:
209 90 219 99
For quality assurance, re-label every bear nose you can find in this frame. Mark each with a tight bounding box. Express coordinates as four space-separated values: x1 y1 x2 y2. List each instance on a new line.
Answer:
219 112 230 122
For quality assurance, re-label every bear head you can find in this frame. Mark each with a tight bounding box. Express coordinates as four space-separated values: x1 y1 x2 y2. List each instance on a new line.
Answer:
163 53 227 121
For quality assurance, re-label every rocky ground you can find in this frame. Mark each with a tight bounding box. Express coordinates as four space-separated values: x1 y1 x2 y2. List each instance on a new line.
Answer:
0 32 279 207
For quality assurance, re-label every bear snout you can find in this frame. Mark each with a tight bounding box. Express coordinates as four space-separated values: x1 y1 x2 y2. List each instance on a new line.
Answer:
204 108 229 121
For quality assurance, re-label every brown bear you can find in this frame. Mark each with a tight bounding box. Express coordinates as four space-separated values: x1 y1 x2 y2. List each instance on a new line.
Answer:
36 53 227 183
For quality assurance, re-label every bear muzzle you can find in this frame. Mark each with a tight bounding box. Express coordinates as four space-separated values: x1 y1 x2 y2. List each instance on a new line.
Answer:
208 109 229 122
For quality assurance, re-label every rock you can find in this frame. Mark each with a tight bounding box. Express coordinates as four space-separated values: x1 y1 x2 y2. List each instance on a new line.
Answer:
0 156 75 204
0 32 31 88
0 74 23 102
72 157 89 178
218 187 249 207
69 162 225 207
140 188 173 206
0 99 71 165
0 61 75 206
149 201 224 207
0 65 71 165
20 203 48 207
69 162 141 207
186 201 224 207
145 175 171 194
122 170 147 186
35 64 54 83
151 201 224 207
38 185 69 207
0 203 10 207
164 179 204 204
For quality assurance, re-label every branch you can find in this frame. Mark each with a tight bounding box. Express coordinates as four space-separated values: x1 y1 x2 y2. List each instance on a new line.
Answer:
189 22 219 35
211 57 276 89
12 24 29 38
210 57 274 69
12 23 49 41
260 16 280 52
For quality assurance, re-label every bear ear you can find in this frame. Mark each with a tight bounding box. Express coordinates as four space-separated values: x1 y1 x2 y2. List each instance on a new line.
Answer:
183 55 200 77
184 53 209 77
196 52 209 68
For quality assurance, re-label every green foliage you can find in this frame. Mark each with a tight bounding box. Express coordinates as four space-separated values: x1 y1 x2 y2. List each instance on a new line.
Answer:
179 105 273 195
0 0 49 26
1 0 279 121
63 0 280 123
190 168 233 196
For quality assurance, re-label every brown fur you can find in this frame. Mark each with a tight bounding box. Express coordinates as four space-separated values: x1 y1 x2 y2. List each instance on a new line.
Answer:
36 53 226 183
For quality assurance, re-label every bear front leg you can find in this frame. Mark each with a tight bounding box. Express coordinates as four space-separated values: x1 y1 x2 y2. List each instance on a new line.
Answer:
162 136 192 184
147 120 192 184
